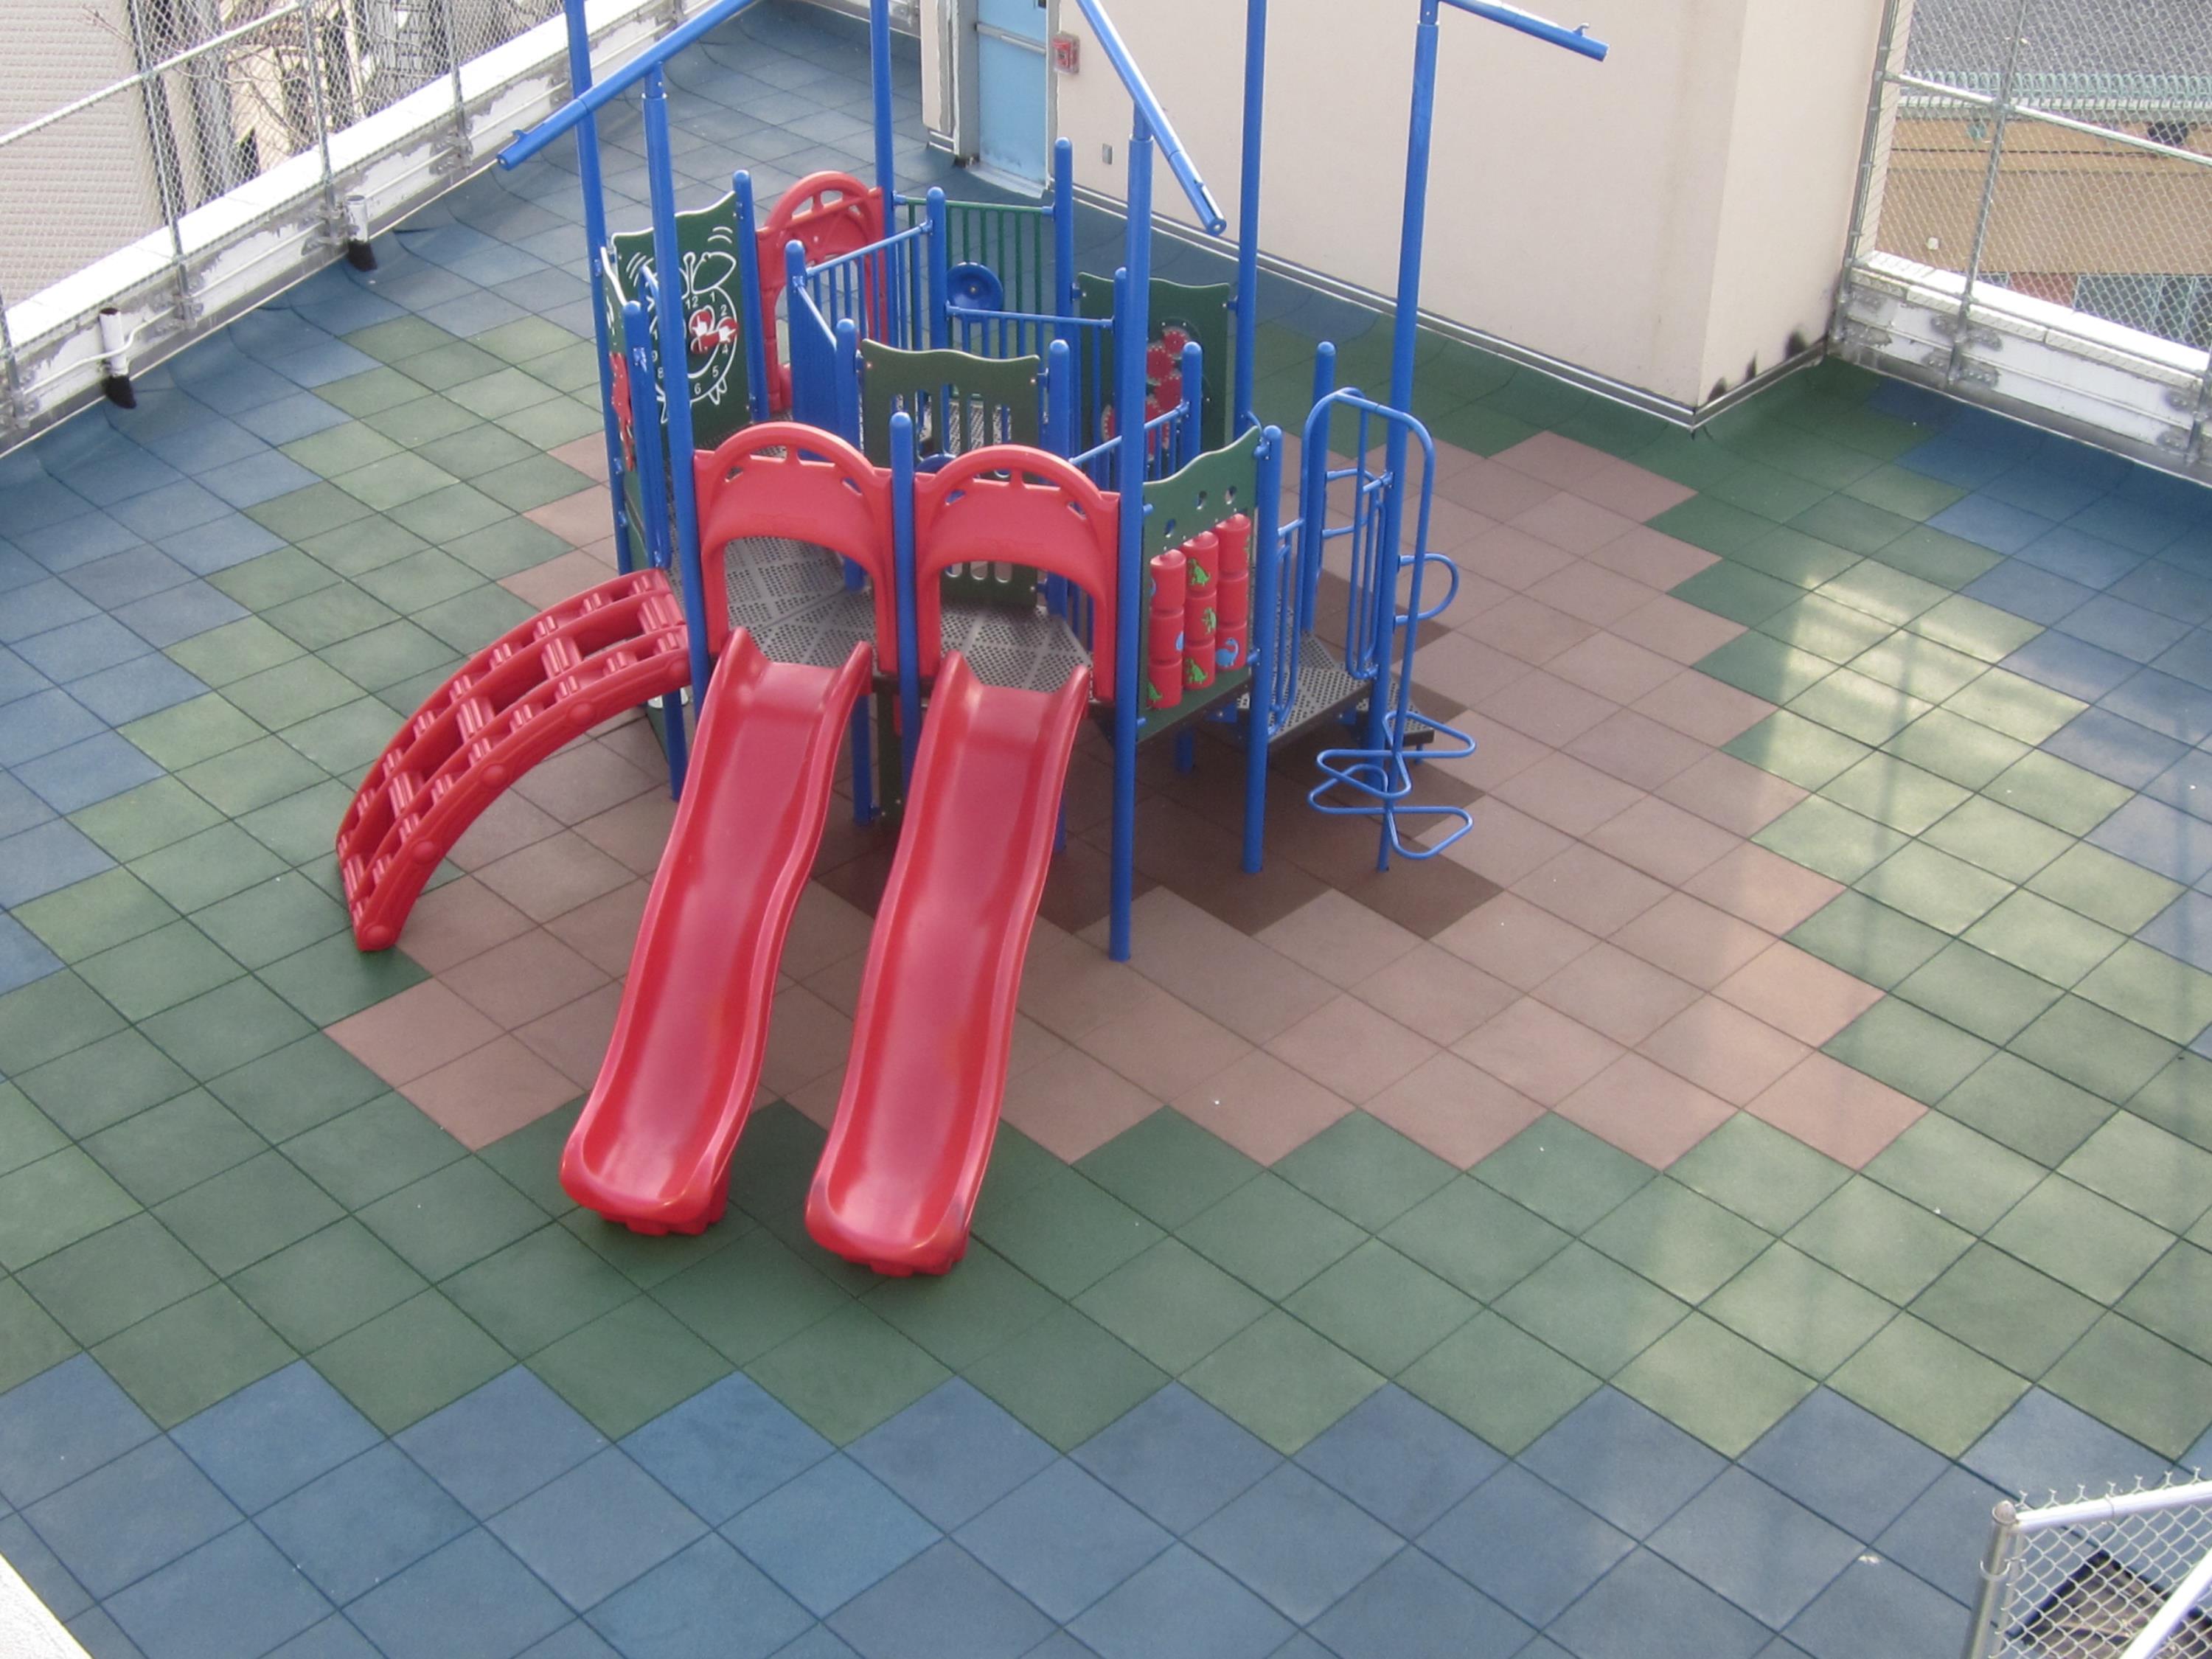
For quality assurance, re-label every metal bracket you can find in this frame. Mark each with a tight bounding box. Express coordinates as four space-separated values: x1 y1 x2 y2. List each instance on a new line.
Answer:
1956 360 2000 389
1837 319 1893 349
1930 313 2000 351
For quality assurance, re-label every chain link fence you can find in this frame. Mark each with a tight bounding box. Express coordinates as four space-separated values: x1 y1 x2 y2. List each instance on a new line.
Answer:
1965 1478 2212 1658
1834 0 2212 476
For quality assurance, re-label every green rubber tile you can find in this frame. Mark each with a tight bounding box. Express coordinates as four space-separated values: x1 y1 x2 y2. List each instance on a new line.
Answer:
1848 632 1987 706
1472 1117 1652 1235
17 1028 193 1138
1866 526 2003 591
1854 843 2014 934
1988 1176 2174 1305
387 483 509 544
1703 461 1829 524
1668 1111 1851 1234
1583 1178 1770 1304
965 1306 1169 1452
18 1214 213 1346
1893 942 2061 1046
447 518 571 581
2129 1055 2212 1155
179 737 330 818
333 452 461 513
222 656 364 731
1882 709 2029 790
2058 1114 2212 1235
1789 668 1930 747
210 548 344 611
1697 633 1833 703
119 695 265 772
1486 369 1593 429
651 1231 846 1365
0 971 128 1077
2117 1243 2212 1363
476 1099 583 1218
235 780 359 867
1705 1242 1893 1377
347 317 455 364
1786 892 1949 990
1920 799 2073 891
1641 437 1753 496
1284 1239 1478 1377
320 620 459 695
1823 998 1993 1105
414 585 540 655
1785 1178 1971 1304
246 481 376 540
1391 1312 1592 1463
1074 1239 1269 1375
1669 562 1801 627
284 1093 462 1209
1864 1113 2044 1234
1938 1051 2113 1166
2009 996 2179 1107
69 778 224 863
1495 1242 1690 1379
1790 494 1913 555
1818 562 1949 628
282 422 403 476
1907 593 2044 664
973 1161 1164 1301
1178 1173 1362 1303
442 1225 638 1358
473 317 580 365
192 875 349 973
265 583 403 653
1912 1244 2101 1378
389 340 504 389
473 456 594 515
1949 672 2090 748
231 1219 428 1351
1380 1177 1571 1302
1187 1310 1385 1455
560 1207 740 1292
363 394 480 448
1557 399 1672 459
1723 711 1873 791
156 1149 343 1277
2045 1313 2212 1459
211 1032 388 1140
2073 942 2212 1046
75 922 243 1023
1760 594 1893 667
352 550 484 617
1842 464 1966 522
1271 1113 1455 1234
745 1301 946 1445
259 934 429 1026
0 1084 67 1178
93 1284 293 1429
1755 798 1910 884
313 1289 512 1433
300 515 432 580
0 1279 78 1394
447 369 560 420
82 1088 263 1208
13 870 178 964
127 824 286 916
1076 1109 1262 1232
1731 527 1860 592
1829 1314 2025 1458
520 343 599 394
866 1243 1059 1372
2027 844 2184 934
1728 427 1879 493
1614 1312 1814 1458
358 1161 554 1281
495 397 606 450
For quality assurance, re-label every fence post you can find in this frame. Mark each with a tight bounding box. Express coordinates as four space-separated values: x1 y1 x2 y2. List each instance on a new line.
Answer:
0 284 24 436
1832 0 1908 347
1960 1500 2023 1659
296 0 344 252
442 0 470 173
1949 0 2029 388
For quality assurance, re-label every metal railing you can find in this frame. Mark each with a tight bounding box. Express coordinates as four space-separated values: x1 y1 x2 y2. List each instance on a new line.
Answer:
1835 0 2212 476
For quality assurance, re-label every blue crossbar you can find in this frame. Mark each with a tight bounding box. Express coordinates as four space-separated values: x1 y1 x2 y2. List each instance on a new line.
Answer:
1439 0 1607 59
1071 0 1226 234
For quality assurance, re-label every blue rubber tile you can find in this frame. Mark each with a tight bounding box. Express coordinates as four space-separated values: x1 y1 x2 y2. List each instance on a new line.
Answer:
1781 1558 1968 1659
1738 1390 1944 1543
449 246 551 286
620 1371 831 1527
184 364 302 420
1962 1389 2178 1500
264 1615 380 1658
347 1529 569 1659
519 1624 622 1659
2110 560 2212 624
113 582 249 650
0 1512 93 1620
49 451 184 512
1871 1467 2006 1606
0 820 115 907
2042 709 2189 789
279 342 383 389
230 311 346 364
2020 523 2151 591
2076 496 2197 559
487 1448 705 1613
2137 892 2212 975
140 420 265 476
0 582 100 646
585 1534 812 1659
955 1461 1169 1623
0 544 44 595
1981 465 2109 526
1518 1388 1723 1540
406 225 504 265
63 1605 146 1658
0 914 63 993
2150 630 2212 693
258 1445 473 1604
2087 796 2212 885
394 1368 607 1519
17 734 167 814
724 1454 939 1618
60 548 195 611
283 291 407 338
13 616 153 684
2098 668 2212 747
1072 1385 1278 1535
234 394 350 447
2058 595 2194 665
0 769 54 836
2145 751 2212 823
200 453 321 512
105 1523 333 1659
1646 1467 1860 1630
1546 1549 1770 1659
1421 1464 1632 1627
849 1381 1057 1531
106 481 232 542
1189 1465 1400 1624
825 1542 1053 1659
0 642 48 704
1307 1548 1533 1659
1931 496 2055 557
155 517 285 577
1866 380 1952 427
2001 631 2140 703
1067 1544 1292 1659
69 656 209 726
0 1355 158 1507
6 476 99 535
28 512 145 574
422 291 534 338
1947 408 2046 461
170 1363 381 1515
25 1438 241 1598
1295 1385 1502 1538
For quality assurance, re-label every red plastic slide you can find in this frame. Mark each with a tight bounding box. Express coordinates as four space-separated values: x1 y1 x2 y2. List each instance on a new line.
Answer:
807 652 1091 1275
562 630 872 1234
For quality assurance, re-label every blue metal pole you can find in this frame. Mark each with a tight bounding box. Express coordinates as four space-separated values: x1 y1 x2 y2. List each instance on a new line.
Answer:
644 69 712 734
925 188 950 350
1242 424 1282 872
1178 338 1202 470
1439 0 1608 59
1298 338 1334 636
1051 137 1077 321
622 299 689 796
560 0 630 561
1070 0 1226 234
869 0 896 201
735 172 771 422
1108 115 1154 964
891 412 923 789
1233 0 1267 437
835 318 863 450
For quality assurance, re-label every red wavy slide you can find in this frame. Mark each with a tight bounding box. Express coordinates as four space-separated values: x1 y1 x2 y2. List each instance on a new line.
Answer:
563 630 872 1234
807 651 1092 1275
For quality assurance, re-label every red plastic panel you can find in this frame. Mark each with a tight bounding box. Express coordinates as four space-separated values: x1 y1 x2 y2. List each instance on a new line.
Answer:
754 173 886 413
561 633 873 1235
337 569 689 952
805 652 1091 1275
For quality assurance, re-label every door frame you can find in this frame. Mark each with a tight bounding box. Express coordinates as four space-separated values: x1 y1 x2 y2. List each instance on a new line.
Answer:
936 0 1057 197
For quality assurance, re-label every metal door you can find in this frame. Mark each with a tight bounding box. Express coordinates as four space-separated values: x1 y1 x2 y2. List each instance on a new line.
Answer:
973 0 1049 190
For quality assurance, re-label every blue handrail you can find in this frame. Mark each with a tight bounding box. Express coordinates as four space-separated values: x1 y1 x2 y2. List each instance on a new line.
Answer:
1439 0 1607 60
1071 0 1226 234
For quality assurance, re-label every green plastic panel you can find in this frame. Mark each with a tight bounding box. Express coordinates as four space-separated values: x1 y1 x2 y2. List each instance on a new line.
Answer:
1078 274 1232 452
609 195 755 453
1139 427 1264 559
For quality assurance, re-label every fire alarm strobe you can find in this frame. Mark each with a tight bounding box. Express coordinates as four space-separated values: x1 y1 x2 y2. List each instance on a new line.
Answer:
1052 32 1079 72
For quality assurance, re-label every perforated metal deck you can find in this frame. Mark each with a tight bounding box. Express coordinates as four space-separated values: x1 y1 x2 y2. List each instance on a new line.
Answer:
1271 633 1369 741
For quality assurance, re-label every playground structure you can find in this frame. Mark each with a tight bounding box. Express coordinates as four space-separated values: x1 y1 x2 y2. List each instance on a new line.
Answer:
337 0 1605 1273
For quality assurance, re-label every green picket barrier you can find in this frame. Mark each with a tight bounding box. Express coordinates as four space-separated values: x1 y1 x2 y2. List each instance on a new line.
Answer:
1078 274 1232 453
